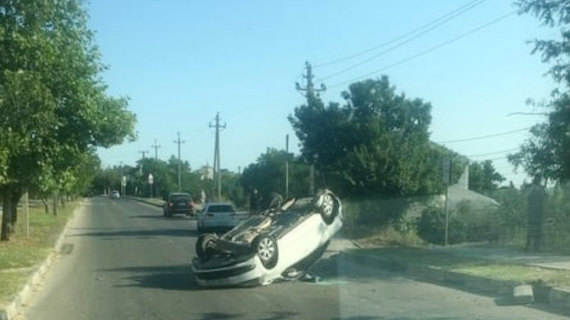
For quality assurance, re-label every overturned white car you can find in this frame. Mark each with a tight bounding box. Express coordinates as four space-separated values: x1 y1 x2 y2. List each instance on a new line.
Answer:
191 189 342 287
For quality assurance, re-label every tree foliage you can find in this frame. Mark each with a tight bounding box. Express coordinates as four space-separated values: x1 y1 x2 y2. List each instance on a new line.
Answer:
289 76 460 197
510 0 570 182
240 149 311 200
0 0 136 240
468 160 505 194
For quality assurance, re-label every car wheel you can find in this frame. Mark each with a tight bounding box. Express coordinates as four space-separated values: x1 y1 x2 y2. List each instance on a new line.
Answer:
253 234 278 269
314 190 339 225
196 233 217 261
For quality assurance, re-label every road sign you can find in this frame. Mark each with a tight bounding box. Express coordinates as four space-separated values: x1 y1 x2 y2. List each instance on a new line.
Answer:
148 173 154 185
121 176 127 187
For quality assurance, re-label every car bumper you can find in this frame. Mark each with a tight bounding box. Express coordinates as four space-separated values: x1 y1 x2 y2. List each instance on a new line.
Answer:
192 256 265 287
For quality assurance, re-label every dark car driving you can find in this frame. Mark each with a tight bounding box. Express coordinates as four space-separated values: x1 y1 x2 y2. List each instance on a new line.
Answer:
163 192 194 217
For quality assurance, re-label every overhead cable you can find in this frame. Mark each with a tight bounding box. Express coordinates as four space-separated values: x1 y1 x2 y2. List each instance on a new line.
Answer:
437 127 529 144
319 0 487 80
329 11 516 89
314 0 486 69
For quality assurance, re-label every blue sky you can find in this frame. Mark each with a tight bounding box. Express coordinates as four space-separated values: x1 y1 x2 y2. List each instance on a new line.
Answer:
90 0 558 186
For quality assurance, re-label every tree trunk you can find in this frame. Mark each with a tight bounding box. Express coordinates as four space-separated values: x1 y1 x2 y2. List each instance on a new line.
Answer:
60 194 66 208
1 188 11 241
42 197 50 214
10 188 21 232
52 192 58 216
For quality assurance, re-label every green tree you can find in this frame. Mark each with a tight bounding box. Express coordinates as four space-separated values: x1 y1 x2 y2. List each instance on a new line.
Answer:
0 0 136 241
510 0 570 182
289 76 450 197
468 160 505 194
240 149 311 201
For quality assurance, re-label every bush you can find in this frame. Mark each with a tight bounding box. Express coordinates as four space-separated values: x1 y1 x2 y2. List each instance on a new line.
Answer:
416 206 466 245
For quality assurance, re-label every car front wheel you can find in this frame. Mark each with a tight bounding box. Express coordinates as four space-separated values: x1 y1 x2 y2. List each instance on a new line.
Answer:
196 233 217 261
253 234 278 269
314 190 339 225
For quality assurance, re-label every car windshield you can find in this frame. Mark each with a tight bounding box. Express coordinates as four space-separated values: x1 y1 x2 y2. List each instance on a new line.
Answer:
170 195 189 202
4 1 570 319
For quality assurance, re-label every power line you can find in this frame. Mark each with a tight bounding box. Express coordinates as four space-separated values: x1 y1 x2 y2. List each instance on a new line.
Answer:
314 0 485 69
329 10 516 89
319 0 486 81
466 148 519 158
437 127 530 144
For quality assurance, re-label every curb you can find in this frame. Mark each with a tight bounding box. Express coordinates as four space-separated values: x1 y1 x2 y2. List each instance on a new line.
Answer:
346 251 569 315
126 197 164 208
0 202 83 320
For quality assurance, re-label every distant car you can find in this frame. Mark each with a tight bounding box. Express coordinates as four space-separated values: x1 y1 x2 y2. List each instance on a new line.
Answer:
192 189 342 287
163 192 194 217
110 190 120 199
196 203 240 233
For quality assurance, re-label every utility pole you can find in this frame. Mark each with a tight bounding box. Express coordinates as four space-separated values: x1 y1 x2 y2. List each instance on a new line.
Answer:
174 132 185 192
285 134 289 199
151 139 161 159
295 61 326 99
296 61 325 196
209 112 226 201
139 150 148 160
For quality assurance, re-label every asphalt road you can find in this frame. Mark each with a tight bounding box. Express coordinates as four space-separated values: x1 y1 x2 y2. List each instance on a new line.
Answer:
17 198 569 320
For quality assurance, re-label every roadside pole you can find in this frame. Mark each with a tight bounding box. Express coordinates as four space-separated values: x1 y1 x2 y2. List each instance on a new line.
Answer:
148 173 154 198
121 176 127 197
442 156 452 247
23 188 29 238
285 134 289 199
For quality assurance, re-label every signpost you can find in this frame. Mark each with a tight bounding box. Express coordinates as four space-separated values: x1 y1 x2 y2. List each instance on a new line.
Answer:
121 176 126 197
148 173 154 198
442 156 452 247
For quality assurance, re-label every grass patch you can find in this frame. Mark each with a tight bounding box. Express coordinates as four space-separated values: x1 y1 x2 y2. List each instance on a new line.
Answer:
350 226 424 247
0 201 78 307
352 247 570 289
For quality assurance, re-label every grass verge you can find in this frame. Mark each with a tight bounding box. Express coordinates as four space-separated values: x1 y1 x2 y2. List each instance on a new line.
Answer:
351 247 570 289
0 201 78 307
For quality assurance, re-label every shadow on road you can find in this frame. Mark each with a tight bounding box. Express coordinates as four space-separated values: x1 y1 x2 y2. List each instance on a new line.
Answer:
188 311 301 320
103 264 199 290
73 228 198 239
129 214 194 220
308 253 400 284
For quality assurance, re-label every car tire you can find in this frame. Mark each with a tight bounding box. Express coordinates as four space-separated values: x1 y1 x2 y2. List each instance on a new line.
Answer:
253 234 278 269
196 233 217 261
314 190 339 225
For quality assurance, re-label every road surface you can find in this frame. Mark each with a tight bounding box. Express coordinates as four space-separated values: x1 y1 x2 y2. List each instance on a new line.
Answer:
17 198 568 320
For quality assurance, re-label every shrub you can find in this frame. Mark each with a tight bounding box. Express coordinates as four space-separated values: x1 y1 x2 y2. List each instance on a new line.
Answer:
416 206 466 245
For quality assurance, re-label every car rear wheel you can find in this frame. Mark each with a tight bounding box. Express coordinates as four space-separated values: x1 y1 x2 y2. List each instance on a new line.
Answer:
314 190 339 225
196 233 217 261
253 234 278 269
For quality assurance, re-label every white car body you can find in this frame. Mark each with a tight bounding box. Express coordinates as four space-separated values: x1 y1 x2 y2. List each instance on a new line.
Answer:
192 190 342 287
197 202 241 231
